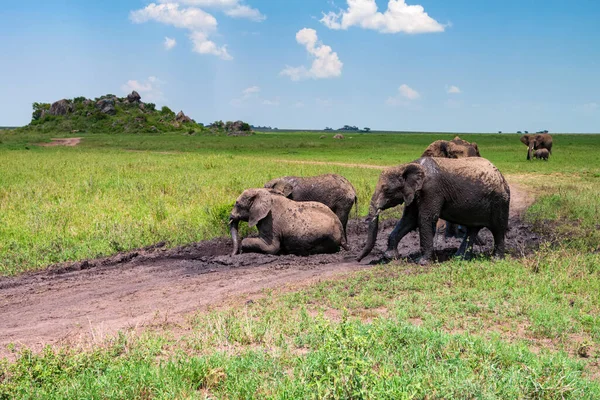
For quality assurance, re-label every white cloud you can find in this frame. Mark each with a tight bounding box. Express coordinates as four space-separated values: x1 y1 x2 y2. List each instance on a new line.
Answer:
294 101 305 108
446 85 461 94
316 98 333 107
243 86 261 96
386 84 420 106
164 36 177 50
189 31 231 59
320 0 445 34
280 28 343 81
225 5 266 21
130 3 232 60
231 86 280 106
262 98 280 106
157 0 265 21
121 77 165 102
398 84 420 100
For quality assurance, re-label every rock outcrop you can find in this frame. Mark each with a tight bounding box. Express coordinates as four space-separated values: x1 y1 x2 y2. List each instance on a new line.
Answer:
127 91 141 103
176 111 193 124
49 100 73 116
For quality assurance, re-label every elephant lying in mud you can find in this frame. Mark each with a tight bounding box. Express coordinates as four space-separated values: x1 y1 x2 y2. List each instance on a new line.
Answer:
264 174 357 238
357 157 510 264
521 134 553 160
421 136 481 158
229 188 348 256
534 148 550 161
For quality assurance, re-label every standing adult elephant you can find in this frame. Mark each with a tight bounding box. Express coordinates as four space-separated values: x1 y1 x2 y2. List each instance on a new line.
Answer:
421 136 481 239
520 134 553 160
229 188 347 256
264 174 357 239
357 157 510 265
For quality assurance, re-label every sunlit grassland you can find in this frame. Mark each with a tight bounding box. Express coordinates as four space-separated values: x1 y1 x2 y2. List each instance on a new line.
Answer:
0 131 599 275
1 131 600 398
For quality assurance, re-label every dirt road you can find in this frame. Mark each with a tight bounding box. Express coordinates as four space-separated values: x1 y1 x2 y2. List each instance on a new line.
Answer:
0 182 536 356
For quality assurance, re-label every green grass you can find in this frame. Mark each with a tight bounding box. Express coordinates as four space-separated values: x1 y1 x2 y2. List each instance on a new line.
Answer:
1 130 600 398
1 131 599 275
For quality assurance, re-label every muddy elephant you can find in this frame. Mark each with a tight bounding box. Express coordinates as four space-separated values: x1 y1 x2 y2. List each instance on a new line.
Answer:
422 136 481 240
421 136 481 158
264 174 357 239
357 157 510 264
534 148 549 161
520 134 553 160
229 188 348 256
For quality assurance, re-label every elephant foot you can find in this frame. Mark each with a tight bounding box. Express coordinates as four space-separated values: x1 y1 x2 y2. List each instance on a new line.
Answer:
383 249 399 260
417 257 430 266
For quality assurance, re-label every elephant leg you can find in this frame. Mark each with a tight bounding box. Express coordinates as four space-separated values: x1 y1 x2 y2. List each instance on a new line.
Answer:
337 210 349 242
455 227 481 260
491 228 506 259
241 237 281 255
418 215 437 265
384 207 418 259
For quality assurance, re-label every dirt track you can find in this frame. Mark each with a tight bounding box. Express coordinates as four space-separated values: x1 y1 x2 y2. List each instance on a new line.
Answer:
0 182 536 356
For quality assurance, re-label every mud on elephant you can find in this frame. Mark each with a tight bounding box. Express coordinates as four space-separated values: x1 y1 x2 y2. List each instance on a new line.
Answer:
264 174 357 239
357 157 510 265
520 133 553 160
229 188 348 256
421 136 481 158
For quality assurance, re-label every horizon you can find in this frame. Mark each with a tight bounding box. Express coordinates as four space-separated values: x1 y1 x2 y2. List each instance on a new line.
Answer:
1 1 599 132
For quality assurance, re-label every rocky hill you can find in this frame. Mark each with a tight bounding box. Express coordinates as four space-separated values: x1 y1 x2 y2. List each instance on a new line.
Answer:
16 92 254 136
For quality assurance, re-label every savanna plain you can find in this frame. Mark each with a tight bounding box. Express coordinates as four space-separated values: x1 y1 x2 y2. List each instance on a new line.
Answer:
1 131 600 398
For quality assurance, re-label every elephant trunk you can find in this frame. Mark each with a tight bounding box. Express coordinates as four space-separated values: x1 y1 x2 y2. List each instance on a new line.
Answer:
229 218 241 256
357 204 380 261
527 142 534 161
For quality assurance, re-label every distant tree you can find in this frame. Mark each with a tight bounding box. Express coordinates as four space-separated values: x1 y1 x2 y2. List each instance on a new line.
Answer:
524 131 529 134
73 96 87 104
31 102 51 121
498 131 502 134
324 127 333 131
160 106 175 116
363 127 371 132
517 131 522 134
211 120 225 129
145 103 156 112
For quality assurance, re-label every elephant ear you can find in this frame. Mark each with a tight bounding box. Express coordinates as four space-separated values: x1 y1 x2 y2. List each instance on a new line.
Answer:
249 190 273 227
274 181 293 198
439 141 450 157
471 142 481 157
402 164 425 207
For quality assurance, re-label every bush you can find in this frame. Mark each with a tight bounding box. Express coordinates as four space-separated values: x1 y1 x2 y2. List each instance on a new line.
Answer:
161 106 175 116
31 102 50 121
145 103 156 112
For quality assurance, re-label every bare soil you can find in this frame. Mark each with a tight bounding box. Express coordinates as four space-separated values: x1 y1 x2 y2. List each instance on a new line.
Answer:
0 183 537 357
37 138 82 147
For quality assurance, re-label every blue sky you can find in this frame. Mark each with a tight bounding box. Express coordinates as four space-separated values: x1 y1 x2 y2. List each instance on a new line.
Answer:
1 0 599 132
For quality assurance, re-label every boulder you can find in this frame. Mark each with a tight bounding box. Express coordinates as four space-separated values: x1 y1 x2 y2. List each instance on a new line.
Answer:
320 135 326 139
176 111 193 124
333 134 345 140
49 99 73 116
127 91 141 103
96 98 116 115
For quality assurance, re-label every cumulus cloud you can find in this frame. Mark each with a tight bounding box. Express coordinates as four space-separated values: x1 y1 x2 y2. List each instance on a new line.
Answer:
131 1 264 59
280 28 343 81
231 86 278 107
446 85 461 94
320 0 445 34
386 84 420 106
262 98 280 106
157 0 265 21
121 76 165 102
164 36 177 50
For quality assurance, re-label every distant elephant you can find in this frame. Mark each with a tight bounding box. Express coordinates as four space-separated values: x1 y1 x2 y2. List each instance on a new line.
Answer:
264 174 357 239
229 188 347 256
422 136 481 240
357 157 510 264
520 134 553 160
533 148 549 161
421 136 481 158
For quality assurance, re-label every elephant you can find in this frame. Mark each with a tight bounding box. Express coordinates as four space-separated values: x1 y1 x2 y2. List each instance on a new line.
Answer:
264 174 357 239
534 148 549 161
229 188 348 256
421 136 481 158
520 134 553 160
357 157 510 265
422 136 481 240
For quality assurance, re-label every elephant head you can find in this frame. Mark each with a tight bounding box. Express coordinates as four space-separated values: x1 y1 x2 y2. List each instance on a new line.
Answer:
229 188 273 255
421 137 480 158
357 163 425 261
263 178 294 198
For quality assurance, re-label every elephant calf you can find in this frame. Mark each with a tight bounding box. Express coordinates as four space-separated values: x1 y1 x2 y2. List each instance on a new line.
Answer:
357 157 510 264
229 188 348 256
534 148 549 161
264 174 357 238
